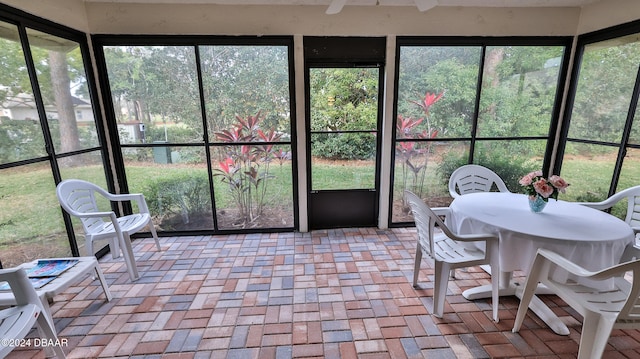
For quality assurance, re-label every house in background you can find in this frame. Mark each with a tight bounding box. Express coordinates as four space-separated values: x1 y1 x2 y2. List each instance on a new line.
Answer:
1 92 95 123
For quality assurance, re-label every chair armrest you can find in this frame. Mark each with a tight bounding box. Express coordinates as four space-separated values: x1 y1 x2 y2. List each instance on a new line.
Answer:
575 200 614 210
103 192 143 203
431 206 449 217
453 233 499 242
103 193 150 214
575 189 631 210
66 210 115 220
536 248 639 281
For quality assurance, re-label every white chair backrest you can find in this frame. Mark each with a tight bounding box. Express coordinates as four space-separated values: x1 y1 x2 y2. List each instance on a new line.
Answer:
56 179 111 235
0 267 40 307
448 164 509 198
616 186 640 229
404 190 457 258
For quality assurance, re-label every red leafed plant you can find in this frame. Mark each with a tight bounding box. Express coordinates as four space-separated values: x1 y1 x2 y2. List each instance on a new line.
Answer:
397 91 443 208
213 111 290 227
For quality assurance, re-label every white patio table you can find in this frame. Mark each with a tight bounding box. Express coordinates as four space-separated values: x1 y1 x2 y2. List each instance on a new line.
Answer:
445 192 634 335
0 256 112 336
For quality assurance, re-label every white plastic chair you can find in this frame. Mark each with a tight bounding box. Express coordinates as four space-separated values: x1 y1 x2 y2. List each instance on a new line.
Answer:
0 267 66 358
513 247 640 359
56 179 161 281
577 185 640 238
448 164 510 199
404 190 500 322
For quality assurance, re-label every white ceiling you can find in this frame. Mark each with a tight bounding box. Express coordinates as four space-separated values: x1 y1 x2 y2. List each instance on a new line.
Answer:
82 0 602 7
82 0 603 16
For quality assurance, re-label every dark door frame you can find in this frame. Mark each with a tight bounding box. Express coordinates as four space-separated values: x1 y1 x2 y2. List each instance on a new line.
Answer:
303 36 386 229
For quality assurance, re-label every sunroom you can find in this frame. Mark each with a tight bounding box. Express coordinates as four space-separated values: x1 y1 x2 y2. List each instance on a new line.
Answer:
1 0 640 357
1 0 639 265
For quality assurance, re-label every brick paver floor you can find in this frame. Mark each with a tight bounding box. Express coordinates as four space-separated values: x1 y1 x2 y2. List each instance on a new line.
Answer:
6 227 640 358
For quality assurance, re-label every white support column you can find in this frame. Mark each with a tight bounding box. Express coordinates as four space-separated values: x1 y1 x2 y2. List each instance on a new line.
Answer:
378 35 397 229
294 34 309 232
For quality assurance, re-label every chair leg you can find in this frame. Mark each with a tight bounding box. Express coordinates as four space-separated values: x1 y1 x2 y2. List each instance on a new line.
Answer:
85 238 94 257
35 313 66 358
119 234 140 281
433 261 450 318
577 312 614 359
513 256 548 332
413 245 423 287
109 237 121 259
149 221 161 251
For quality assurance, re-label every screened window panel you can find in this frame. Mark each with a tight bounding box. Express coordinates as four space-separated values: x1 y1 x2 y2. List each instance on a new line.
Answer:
103 46 203 145
396 46 480 139
26 28 100 154
393 42 564 224
200 45 291 142
567 35 640 143
559 142 617 202
211 144 294 230
0 164 70 267
391 141 469 223
0 22 47 164
477 46 563 138
123 146 212 232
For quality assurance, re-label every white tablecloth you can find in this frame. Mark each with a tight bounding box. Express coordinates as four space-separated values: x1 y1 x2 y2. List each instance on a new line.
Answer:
446 192 634 286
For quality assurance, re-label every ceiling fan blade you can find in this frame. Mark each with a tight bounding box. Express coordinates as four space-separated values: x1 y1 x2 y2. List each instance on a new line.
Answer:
414 0 438 12
326 0 347 14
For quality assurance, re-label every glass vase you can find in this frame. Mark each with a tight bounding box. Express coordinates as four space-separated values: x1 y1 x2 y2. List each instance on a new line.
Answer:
528 194 547 213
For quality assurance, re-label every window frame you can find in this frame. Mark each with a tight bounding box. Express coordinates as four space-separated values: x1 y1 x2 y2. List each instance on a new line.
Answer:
390 36 573 226
91 35 299 234
556 19 640 198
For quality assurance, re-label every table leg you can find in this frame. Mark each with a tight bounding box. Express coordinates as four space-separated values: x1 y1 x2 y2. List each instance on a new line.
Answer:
461 271 570 336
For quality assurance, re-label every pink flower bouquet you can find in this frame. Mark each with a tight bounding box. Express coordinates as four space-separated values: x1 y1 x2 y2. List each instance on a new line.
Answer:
519 170 569 201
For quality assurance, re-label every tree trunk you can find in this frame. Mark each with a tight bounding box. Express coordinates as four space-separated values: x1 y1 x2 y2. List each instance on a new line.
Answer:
49 51 81 159
484 47 504 116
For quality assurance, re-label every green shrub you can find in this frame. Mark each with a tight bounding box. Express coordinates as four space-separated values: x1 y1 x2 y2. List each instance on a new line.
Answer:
311 132 376 160
438 147 539 191
144 172 211 224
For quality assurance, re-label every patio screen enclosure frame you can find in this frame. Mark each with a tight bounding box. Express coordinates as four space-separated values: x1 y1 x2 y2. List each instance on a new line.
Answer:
3 1 640 264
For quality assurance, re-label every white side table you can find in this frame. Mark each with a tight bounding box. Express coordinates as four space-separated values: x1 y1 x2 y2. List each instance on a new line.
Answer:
0 257 112 335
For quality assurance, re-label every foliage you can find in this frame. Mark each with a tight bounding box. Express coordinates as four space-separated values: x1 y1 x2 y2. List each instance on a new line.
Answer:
311 132 376 160
397 47 481 137
438 146 539 192
396 92 442 204
143 171 211 227
0 119 45 162
212 112 290 227
104 45 292 145
201 46 291 135
309 68 379 160
569 40 640 143
574 188 607 203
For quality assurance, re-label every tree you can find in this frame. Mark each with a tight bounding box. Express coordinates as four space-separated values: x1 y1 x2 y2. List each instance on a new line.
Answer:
49 50 80 155
0 33 87 164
